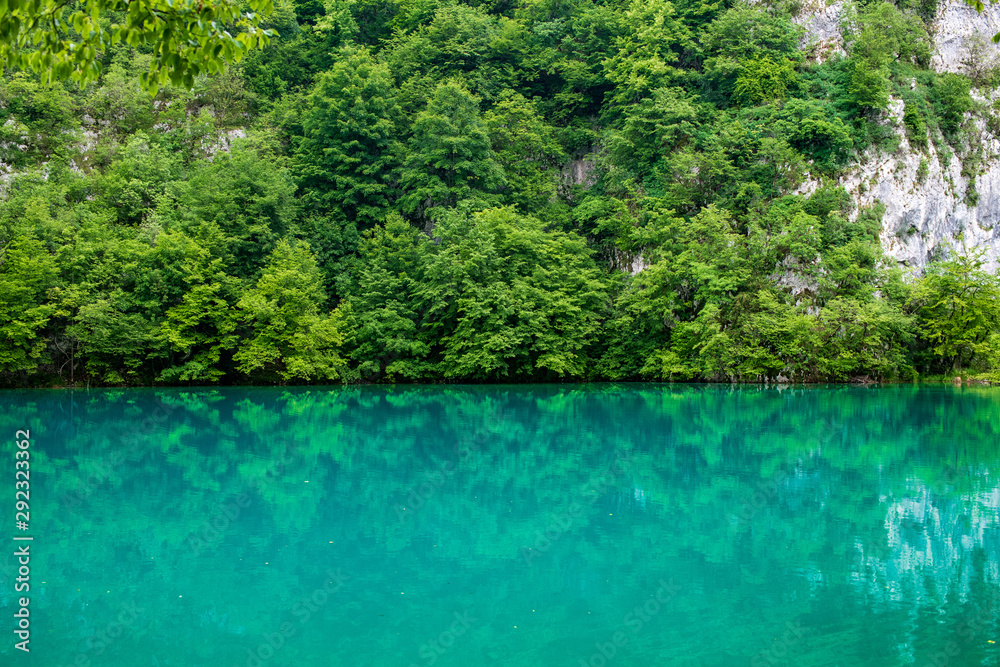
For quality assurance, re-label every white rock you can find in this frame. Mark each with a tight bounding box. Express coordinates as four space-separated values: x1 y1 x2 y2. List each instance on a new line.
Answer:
931 0 1000 74
792 1 1000 272
795 0 847 63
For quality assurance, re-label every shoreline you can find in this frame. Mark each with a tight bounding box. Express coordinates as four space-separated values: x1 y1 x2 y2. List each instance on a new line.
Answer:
1 376 997 391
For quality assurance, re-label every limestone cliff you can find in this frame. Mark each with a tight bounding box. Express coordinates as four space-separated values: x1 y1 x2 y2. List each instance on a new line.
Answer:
795 0 1000 272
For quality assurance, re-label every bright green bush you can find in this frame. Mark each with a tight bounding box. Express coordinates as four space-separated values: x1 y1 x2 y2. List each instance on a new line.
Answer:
932 72 973 137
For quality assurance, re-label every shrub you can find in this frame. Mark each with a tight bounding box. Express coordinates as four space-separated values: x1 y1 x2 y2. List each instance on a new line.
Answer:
733 56 799 106
933 73 972 137
903 100 927 147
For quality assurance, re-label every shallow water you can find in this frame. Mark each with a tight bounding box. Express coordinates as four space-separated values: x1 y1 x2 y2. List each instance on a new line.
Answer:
2 384 1000 666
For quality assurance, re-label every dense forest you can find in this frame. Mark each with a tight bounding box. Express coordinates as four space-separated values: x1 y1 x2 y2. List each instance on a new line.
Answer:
2 0 1000 386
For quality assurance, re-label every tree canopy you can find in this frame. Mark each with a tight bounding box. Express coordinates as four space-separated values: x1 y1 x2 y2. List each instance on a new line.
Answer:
2 0 1000 387
0 0 276 91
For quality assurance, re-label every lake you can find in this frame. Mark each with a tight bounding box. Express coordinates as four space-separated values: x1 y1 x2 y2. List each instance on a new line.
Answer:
1 384 999 666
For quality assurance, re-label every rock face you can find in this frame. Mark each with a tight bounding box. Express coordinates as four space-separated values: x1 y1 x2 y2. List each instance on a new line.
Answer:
794 0 1000 71
931 0 1000 74
795 0 847 63
793 0 1000 272
559 157 598 198
795 95 1000 272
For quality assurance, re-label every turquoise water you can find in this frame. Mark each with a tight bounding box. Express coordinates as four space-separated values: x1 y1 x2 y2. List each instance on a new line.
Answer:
2 384 1000 666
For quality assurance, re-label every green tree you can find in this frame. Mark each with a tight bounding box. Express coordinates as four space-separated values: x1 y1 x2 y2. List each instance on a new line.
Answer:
418 207 608 380
732 56 798 107
602 205 749 380
83 52 156 140
704 5 801 63
296 44 402 227
814 297 914 381
932 72 972 137
0 0 276 91
156 142 298 279
155 280 237 383
147 231 239 383
771 99 853 171
605 86 701 183
903 99 928 148
482 92 563 213
343 213 433 381
846 2 932 68
702 6 801 106
97 131 180 226
399 81 507 220
601 0 693 108
0 233 57 375
734 290 819 381
233 239 347 382
512 0 622 126
384 4 518 108
843 54 890 112
0 73 78 167
820 239 884 303
841 2 932 113
913 249 1000 373
196 65 260 128
69 297 156 384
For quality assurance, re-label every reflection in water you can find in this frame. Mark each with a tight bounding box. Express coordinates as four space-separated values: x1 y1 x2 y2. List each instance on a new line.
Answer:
0 384 999 666
872 482 1000 606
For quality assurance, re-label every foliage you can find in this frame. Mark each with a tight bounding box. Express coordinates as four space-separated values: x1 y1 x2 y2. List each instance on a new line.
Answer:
0 0 996 387
384 4 519 108
931 72 972 138
420 207 608 379
0 73 78 167
845 1 932 68
772 99 853 171
150 232 239 383
903 99 928 147
602 204 749 380
398 81 506 218
0 232 57 373
601 0 694 108
701 6 801 106
732 56 798 107
482 92 564 212
233 239 347 382
296 44 402 227
342 213 433 381
0 0 277 91
156 142 298 279
843 52 890 112
913 249 1000 373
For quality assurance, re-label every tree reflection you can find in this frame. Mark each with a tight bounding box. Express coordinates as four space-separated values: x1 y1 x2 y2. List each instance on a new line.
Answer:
0 385 998 665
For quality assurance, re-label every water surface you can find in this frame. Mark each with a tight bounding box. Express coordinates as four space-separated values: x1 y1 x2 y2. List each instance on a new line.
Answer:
2 384 999 666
